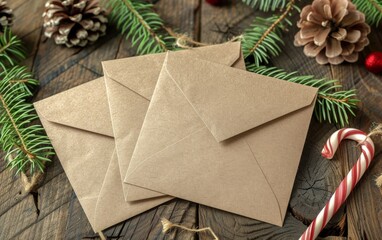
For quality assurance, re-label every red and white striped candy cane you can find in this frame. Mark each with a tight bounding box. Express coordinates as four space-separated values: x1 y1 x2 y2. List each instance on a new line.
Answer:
299 128 375 240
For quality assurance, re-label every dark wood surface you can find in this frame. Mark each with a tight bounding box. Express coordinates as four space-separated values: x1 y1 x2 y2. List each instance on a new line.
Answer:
1 0 382 239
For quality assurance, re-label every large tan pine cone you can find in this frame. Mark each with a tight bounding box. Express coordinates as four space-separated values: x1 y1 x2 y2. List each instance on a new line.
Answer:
0 0 13 32
294 0 370 65
42 0 107 48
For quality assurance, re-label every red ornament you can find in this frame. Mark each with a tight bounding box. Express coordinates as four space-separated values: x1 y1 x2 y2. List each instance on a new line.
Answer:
205 0 224 6
365 52 382 74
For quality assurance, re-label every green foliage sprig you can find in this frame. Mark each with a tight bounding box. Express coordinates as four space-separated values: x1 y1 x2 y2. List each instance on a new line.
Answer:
242 15 289 66
106 0 174 55
242 0 287 12
0 29 54 175
247 65 358 126
0 29 25 71
353 0 382 26
0 66 54 174
242 0 295 65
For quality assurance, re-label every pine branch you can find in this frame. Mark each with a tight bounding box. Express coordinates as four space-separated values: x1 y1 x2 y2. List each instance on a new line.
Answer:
353 0 382 26
0 28 26 70
0 66 54 174
242 0 288 12
241 0 296 65
106 0 174 55
247 65 359 126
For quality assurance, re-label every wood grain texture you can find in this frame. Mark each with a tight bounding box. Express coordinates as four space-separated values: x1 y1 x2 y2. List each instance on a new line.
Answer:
0 0 381 239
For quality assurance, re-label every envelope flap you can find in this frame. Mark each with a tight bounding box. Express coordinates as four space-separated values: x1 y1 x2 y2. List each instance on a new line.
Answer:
102 42 242 100
164 52 318 142
34 79 114 137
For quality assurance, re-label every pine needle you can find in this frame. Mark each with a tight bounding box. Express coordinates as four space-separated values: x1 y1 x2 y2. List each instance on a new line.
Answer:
247 65 358 127
242 0 288 12
106 0 174 55
353 0 382 26
242 0 297 65
0 28 25 70
0 66 54 174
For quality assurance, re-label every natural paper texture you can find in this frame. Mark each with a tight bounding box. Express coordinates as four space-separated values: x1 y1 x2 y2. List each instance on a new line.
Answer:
102 42 246 200
124 52 318 226
34 79 172 232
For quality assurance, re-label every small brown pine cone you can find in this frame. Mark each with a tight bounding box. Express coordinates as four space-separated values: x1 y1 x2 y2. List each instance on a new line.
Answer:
294 0 371 65
42 0 107 48
0 1 13 32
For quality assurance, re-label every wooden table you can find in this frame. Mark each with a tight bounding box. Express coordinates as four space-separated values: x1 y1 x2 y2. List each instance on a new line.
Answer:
1 0 382 239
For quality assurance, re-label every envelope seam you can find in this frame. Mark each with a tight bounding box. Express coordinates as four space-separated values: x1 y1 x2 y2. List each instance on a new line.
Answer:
93 149 118 231
125 126 206 180
244 139 283 224
163 60 219 141
48 121 114 139
104 75 150 101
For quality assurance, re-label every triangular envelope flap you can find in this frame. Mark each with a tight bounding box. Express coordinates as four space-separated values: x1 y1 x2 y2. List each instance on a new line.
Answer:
34 78 114 137
164 52 318 142
102 42 242 100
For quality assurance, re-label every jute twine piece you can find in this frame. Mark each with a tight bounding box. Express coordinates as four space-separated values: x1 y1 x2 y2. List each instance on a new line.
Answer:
161 218 219 240
7 154 45 193
98 231 106 240
165 27 242 49
21 171 44 193
367 124 382 187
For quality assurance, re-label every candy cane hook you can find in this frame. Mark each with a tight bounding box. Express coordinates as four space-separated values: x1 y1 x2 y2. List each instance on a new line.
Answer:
299 128 375 240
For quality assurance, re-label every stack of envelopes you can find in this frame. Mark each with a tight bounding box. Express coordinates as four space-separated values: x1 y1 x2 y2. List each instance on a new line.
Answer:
34 42 318 233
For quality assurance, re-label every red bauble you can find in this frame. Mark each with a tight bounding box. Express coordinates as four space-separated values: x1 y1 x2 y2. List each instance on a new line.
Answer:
205 0 224 6
365 52 382 74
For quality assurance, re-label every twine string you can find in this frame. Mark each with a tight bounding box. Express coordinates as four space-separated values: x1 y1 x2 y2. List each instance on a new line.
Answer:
161 218 219 240
165 27 242 49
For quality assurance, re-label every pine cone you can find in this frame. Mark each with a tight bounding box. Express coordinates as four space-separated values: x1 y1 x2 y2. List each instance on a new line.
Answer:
294 0 370 65
0 1 13 32
42 0 107 48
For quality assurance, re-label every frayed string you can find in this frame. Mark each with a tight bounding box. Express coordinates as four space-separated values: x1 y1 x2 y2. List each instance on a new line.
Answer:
165 27 242 49
161 218 219 240
21 171 44 193
98 231 106 240
362 123 382 188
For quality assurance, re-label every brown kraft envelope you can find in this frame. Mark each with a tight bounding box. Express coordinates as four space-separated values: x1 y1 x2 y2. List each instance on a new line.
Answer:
102 42 245 201
34 78 172 232
124 52 318 226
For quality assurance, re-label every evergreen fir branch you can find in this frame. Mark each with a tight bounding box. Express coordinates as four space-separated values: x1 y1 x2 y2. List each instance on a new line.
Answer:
247 65 358 126
242 0 296 65
0 65 54 174
106 0 174 55
353 0 382 26
0 28 26 70
0 66 38 95
242 0 287 12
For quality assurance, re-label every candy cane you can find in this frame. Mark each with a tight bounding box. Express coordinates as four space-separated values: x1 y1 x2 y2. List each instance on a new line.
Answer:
299 128 375 240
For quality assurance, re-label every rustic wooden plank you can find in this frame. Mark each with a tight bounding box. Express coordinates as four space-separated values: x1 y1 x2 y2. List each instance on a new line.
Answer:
157 0 200 40
6 172 73 239
199 206 306 239
0 167 28 217
0 196 39 239
9 0 28 11
10 0 44 39
107 199 197 240
12 202 70 240
34 62 100 101
200 0 254 43
77 28 123 76
64 193 95 240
